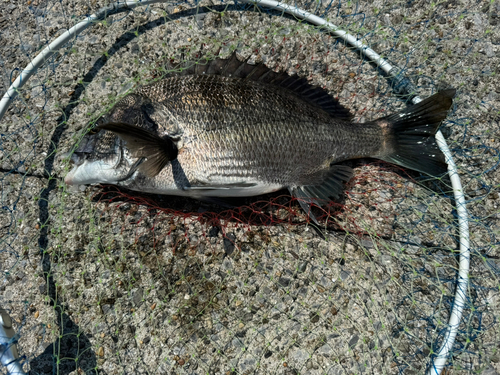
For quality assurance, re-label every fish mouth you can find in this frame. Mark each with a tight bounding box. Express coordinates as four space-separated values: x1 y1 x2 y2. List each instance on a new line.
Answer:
63 124 129 187
63 146 127 186
57 151 80 186
64 164 80 186
64 158 129 186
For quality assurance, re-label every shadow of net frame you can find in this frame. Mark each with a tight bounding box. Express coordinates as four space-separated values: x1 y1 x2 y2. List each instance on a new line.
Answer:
0 0 499 374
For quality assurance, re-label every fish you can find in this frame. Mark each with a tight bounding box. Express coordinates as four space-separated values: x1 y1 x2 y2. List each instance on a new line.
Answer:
64 52 455 224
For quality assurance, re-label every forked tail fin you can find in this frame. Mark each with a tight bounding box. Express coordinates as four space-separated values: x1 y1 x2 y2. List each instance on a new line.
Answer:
377 89 455 177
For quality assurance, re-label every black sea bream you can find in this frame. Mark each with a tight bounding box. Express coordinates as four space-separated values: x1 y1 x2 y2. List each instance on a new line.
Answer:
65 53 455 222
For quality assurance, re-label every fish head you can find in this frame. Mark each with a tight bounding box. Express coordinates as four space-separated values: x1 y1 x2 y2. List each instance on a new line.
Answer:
64 124 131 186
64 93 166 187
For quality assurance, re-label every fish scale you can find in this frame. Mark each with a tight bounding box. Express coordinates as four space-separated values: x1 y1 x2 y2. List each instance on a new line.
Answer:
65 53 454 224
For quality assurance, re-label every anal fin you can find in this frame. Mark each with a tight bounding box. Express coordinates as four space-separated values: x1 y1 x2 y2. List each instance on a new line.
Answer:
289 165 354 225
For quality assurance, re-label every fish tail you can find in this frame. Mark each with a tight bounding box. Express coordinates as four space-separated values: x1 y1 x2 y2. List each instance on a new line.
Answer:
376 89 455 177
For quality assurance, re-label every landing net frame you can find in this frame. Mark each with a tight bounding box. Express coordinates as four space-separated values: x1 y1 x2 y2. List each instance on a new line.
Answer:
0 1 470 374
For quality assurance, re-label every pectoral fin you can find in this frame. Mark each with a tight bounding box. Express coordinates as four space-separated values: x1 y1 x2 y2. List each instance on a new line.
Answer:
97 122 178 177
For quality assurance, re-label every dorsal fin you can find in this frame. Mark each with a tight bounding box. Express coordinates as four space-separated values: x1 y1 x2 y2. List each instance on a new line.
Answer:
162 52 353 121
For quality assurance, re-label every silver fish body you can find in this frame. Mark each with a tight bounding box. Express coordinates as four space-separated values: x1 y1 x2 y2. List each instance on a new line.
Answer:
65 54 454 220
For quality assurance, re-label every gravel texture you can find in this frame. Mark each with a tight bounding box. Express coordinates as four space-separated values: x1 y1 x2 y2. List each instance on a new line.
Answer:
1 0 499 374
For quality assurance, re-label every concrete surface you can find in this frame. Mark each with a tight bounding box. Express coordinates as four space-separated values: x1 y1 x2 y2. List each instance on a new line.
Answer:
1 0 499 374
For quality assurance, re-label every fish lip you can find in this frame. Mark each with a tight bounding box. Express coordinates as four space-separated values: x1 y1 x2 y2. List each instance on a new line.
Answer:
63 168 85 192
64 176 73 185
64 165 78 185
60 152 84 186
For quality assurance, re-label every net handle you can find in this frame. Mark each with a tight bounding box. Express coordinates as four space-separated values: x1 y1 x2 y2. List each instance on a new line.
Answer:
0 1 470 374
0 307 25 375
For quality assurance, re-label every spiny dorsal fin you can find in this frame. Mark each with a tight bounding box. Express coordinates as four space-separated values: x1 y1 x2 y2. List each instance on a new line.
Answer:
163 51 353 121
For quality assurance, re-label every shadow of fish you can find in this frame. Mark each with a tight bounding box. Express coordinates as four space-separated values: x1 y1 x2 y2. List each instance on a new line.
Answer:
65 52 455 224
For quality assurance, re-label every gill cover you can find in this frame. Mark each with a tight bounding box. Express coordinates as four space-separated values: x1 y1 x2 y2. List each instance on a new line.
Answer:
64 126 125 186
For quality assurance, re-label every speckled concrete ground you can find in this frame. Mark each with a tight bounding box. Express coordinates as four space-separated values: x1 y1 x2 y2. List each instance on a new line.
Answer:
1 0 499 374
